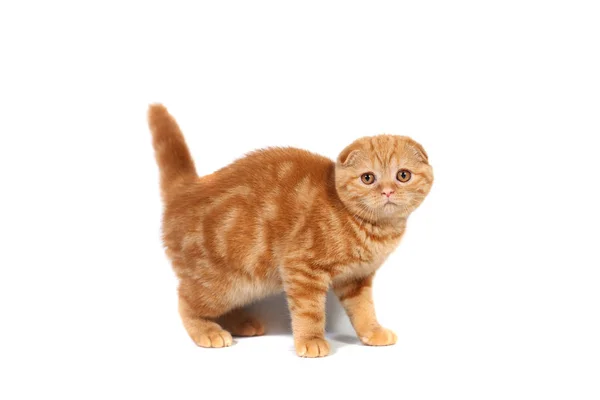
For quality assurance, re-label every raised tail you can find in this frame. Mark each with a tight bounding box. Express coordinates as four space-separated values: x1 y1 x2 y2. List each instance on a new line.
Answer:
147 104 197 197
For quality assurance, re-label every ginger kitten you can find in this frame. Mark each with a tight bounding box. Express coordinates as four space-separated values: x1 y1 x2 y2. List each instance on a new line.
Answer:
148 104 433 357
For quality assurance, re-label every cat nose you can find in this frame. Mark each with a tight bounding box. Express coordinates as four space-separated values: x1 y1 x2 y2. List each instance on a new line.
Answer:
381 190 395 198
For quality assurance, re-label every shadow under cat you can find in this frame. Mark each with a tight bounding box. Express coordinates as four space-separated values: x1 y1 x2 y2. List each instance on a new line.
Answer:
245 290 362 348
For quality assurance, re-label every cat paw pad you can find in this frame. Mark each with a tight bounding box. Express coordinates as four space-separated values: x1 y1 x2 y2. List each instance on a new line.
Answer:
295 337 330 358
232 318 265 337
194 329 233 348
361 327 397 346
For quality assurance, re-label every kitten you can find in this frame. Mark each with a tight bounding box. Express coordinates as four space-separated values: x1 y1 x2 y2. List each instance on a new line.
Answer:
148 104 433 357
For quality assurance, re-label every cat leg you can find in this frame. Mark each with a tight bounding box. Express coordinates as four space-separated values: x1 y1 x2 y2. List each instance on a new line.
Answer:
178 294 233 348
218 308 265 337
283 261 331 357
333 274 397 346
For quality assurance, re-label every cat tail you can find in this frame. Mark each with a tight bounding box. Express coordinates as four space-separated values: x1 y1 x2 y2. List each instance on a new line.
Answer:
147 104 197 196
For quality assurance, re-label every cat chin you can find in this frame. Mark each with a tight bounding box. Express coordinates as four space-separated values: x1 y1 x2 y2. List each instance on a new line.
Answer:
379 204 412 220
381 202 399 212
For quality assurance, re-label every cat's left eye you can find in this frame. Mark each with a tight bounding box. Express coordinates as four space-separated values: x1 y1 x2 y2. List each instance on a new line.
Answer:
361 173 376 185
397 169 412 183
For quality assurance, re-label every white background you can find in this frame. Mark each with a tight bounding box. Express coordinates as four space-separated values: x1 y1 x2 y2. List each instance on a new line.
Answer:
1 1 599 399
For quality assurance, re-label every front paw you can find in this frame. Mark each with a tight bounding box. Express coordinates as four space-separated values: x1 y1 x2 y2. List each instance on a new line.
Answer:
295 337 331 358
360 327 397 346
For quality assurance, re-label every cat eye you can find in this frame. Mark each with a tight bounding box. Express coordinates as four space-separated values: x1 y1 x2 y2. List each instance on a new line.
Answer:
361 173 376 185
397 169 412 183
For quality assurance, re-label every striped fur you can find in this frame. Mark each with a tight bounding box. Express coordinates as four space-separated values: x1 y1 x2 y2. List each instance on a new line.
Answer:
148 104 433 357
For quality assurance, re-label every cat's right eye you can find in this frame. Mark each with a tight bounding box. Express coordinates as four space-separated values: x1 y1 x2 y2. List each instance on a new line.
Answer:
361 173 376 185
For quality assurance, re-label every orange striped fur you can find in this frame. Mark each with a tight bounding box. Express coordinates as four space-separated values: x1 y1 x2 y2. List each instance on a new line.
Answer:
147 104 433 357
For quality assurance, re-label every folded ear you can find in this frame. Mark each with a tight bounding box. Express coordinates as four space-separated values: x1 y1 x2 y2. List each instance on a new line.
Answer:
337 148 363 167
411 141 429 163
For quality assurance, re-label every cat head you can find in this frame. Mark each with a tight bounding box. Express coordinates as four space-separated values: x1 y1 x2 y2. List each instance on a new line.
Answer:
335 135 433 223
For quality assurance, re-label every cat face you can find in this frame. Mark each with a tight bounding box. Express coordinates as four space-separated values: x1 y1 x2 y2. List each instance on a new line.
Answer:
335 135 433 222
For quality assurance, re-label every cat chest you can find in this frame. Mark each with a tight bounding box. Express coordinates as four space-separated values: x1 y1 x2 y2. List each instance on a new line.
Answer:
332 238 400 281
354 236 400 263
331 261 380 282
